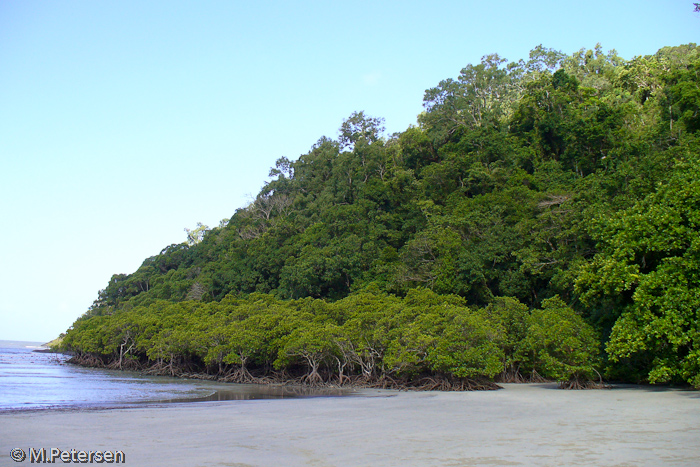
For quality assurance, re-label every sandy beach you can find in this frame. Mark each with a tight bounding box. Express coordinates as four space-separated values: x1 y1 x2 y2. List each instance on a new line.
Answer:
2 383 699 466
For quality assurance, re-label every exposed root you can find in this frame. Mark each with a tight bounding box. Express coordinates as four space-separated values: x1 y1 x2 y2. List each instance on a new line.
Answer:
559 378 612 390
65 353 504 392
219 366 256 384
67 354 105 368
497 369 528 383
527 369 548 383
106 358 140 371
406 376 500 391
300 369 325 387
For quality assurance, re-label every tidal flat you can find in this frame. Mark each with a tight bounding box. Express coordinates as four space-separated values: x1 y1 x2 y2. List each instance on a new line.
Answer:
2 383 699 466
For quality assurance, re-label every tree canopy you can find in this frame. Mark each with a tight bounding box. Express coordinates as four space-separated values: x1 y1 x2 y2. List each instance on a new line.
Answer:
63 43 700 389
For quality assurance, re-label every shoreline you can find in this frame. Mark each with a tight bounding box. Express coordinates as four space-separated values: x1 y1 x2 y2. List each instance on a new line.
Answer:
3 383 699 466
65 357 623 392
0 380 358 415
64 354 505 391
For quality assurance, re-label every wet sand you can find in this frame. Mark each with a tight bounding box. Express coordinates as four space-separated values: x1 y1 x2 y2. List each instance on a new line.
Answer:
2 383 699 466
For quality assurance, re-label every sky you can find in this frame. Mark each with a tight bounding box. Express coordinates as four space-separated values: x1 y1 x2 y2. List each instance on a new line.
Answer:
0 1 698 342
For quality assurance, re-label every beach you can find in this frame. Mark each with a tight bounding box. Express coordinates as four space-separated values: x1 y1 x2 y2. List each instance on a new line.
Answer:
2 383 699 466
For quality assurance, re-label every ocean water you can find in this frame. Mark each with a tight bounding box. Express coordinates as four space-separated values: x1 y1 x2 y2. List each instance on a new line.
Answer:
0 340 346 412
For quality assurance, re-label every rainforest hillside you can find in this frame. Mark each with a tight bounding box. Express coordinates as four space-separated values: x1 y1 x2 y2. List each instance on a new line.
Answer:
63 44 700 389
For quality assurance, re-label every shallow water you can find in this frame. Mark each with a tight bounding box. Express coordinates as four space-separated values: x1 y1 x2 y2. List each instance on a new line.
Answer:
0 340 348 411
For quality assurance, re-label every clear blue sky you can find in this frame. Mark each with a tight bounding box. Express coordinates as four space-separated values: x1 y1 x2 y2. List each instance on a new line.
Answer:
1 1 698 341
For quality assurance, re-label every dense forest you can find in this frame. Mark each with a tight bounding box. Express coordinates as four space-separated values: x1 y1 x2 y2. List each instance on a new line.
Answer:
62 43 700 390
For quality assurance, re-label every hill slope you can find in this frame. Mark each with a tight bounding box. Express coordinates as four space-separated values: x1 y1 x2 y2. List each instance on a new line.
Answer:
63 44 700 388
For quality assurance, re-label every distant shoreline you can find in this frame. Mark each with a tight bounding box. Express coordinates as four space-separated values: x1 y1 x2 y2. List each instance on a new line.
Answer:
32 347 61 353
0 340 48 348
0 338 67 354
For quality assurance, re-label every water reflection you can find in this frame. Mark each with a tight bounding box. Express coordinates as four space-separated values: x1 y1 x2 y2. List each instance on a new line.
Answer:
164 383 351 403
0 341 352 412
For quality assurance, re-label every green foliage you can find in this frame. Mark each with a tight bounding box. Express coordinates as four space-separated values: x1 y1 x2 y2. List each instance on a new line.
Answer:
427 307 504 379
577 152 700 387
65 43 700 388
518 297 600 381
65 289 602 385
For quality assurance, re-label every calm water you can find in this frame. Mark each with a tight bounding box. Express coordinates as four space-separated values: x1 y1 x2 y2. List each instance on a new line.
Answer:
0 340 347 412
